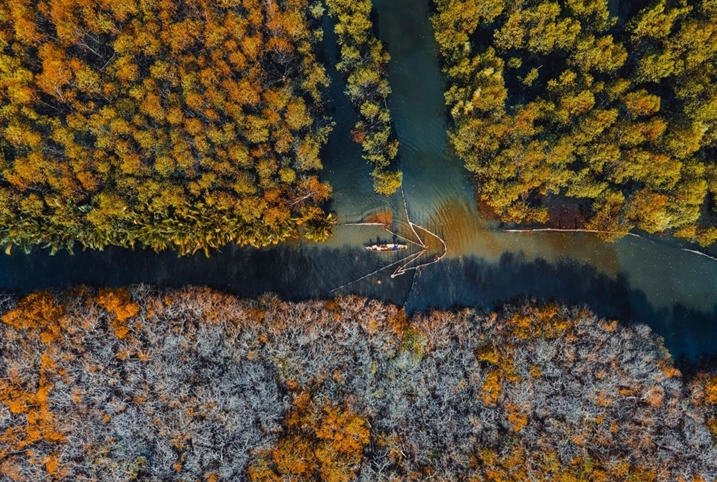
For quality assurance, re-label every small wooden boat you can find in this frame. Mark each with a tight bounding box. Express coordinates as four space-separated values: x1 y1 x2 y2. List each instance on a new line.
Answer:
365 243 407 252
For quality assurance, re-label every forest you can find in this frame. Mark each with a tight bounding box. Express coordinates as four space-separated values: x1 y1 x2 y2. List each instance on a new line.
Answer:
0 0 335 255
432 0 717 245
325 0 402 195
3 2 717 482
1 286 717 481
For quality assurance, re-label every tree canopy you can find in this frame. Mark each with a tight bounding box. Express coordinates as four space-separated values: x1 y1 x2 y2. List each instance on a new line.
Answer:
1 287 716 480
0 0 335 255
433 0 717 245
326 0 403 196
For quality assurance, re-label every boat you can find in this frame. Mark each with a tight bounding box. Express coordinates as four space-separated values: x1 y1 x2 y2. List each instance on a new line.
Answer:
365 243 407 252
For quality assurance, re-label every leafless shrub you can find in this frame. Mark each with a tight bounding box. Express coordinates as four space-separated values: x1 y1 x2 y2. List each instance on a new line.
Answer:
0 288 716 481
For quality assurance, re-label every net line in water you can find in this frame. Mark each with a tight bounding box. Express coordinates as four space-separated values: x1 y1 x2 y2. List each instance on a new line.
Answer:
402 185 424 246
393 224 448 277
329 250 425 294
331 188 448 293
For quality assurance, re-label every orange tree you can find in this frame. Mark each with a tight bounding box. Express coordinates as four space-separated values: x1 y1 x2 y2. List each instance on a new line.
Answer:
249 390 370 482
432 0 717 245
325 0 402 195
0 0 335 255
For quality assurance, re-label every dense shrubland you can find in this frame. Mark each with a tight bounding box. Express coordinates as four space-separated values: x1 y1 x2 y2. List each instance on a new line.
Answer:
0 0 335 255
1 286 716 480
432 0 717 245
325 0 403 195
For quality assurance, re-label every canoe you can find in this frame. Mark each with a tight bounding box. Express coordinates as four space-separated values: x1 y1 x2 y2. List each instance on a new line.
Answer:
365 243 407 251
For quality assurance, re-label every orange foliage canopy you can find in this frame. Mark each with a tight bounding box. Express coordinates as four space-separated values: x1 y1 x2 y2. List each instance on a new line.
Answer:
250 390 370 482
0 0 334 255
95 288 140 339
0 292 67 478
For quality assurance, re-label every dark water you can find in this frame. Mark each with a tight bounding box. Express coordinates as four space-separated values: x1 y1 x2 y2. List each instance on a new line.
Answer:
2 0 717 358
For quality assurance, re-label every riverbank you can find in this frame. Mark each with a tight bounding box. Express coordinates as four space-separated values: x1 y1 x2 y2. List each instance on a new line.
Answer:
1 287 716 481
0 0 716 361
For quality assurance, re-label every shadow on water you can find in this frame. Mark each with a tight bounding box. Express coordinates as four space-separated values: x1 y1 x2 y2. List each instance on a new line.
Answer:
0 0 716 364
3 243 715 358
0 244 413 307
406 252 717 358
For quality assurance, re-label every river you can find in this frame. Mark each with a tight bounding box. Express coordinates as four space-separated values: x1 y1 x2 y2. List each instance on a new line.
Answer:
1 0 716 358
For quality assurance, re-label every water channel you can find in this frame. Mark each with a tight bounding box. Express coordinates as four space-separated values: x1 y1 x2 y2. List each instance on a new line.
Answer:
1 0 716 358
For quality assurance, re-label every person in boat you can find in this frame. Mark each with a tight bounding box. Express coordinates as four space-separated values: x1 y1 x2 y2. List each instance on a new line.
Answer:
365 243 407 251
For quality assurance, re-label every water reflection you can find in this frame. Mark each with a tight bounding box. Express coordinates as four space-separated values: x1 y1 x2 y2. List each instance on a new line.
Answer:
0 0 716 359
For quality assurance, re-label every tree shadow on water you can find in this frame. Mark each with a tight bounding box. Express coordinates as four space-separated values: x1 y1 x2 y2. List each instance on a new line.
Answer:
0 243 413 307
406 252 717 359
1 247 716 360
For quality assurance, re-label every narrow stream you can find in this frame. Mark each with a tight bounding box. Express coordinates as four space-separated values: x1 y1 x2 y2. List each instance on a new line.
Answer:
1 1 716 358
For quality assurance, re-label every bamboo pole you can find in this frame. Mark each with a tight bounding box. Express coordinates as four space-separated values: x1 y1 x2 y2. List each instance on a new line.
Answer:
413 224 448 252
402 269 420 307
390 249 429 277
504 228 717 262
393 251 447 276
392 225 448 277
402 186 423 246
334 189 449 289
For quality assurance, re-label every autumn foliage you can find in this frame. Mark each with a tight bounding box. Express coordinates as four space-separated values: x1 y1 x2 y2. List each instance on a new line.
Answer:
433 0 717 245
325 0 403 195
95 288 140 338
0 287 716 480
250 390 369 482
0 0 335 255
0 292 67 479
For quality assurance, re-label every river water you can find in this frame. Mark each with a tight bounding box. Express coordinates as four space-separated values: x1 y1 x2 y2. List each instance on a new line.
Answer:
1 0 716 358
